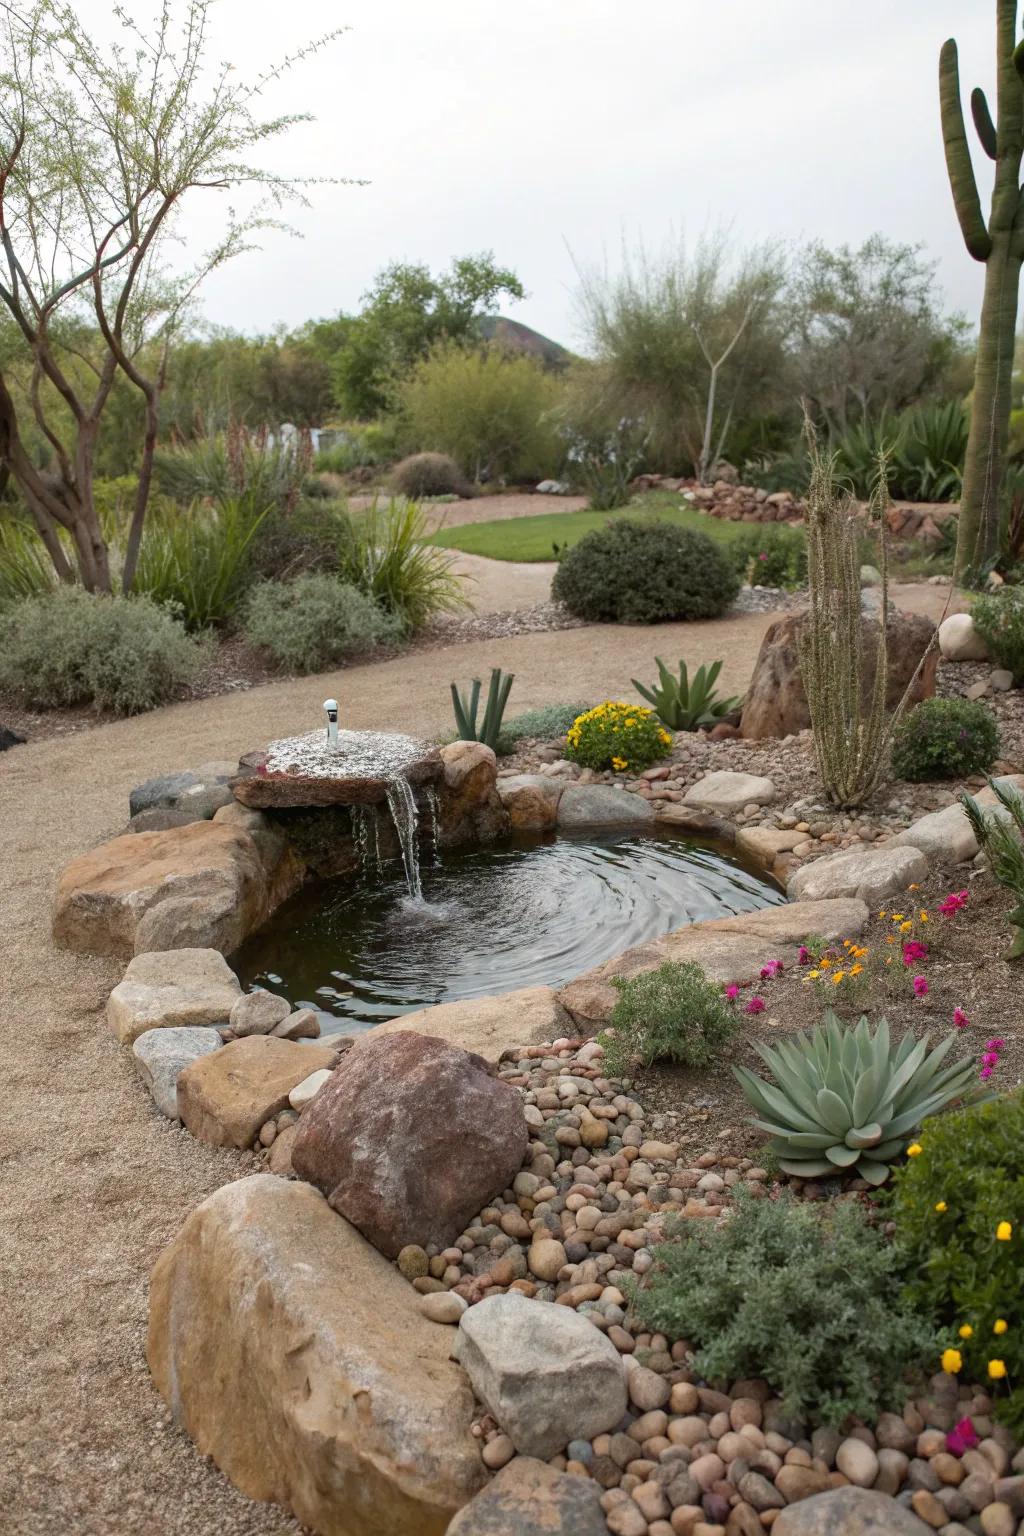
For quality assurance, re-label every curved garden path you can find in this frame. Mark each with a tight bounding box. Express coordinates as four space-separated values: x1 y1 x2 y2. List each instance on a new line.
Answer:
0 583 958 1534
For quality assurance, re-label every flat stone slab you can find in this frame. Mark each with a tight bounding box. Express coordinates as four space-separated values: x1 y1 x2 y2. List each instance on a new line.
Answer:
496 774 565 832
364 987 572 1063
177 1035 337 1148
894 774 1024 863
129 761 236 818
448 1456 606 1535
736 825 806 865
453 1292 627 1459
683 770 777 812
107 948 242 1044
147 1175 485 1536
132 1027 224 1118
773 1487 933 1535
788 844 929 905
231 729 442 808
556 784 654 828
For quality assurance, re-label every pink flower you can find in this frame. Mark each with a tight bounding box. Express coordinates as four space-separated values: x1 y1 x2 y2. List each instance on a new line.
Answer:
946 1417 979 1456
745 996 766 1014
798 945 811 965
913 975 929 998
758 551 768 561
903 940 929 966
980 1065 993 1081
939 890 969 916
759 959 783 980
985 1038 1005 1051
725 984 740 1001
953 1007 970 1029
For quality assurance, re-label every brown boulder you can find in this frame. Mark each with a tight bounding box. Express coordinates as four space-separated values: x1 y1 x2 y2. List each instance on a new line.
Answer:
177 1034 337 1148
53 821 270 958
447 1456 606 1535
496 773 565 832
436 741 510 846
230 731 441 809
147 1175 485 1536
291 1031 528 1258
740 608 937 739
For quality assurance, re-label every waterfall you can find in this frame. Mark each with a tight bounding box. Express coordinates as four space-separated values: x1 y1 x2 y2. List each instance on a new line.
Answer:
385 774 424 900
424 785 440 868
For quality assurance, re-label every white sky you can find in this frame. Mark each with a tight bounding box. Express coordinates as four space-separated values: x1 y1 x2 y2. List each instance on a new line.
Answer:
82 0 1003 347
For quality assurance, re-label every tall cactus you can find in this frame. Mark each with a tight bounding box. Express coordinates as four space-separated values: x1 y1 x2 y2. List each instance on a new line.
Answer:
940 3 1024 581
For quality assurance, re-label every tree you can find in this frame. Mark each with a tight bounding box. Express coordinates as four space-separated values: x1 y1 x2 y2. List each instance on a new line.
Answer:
790 236 971 433
0 0 345 591
330 253 525 418
575 235 790 481
940 2 1024 580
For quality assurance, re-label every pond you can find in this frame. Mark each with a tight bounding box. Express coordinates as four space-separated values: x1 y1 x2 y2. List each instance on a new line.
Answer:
230 828 784 1036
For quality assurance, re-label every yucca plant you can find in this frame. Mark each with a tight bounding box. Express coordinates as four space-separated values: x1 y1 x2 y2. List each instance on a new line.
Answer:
962 778 1024 958
450 667 515 752
734 1012 985 1185
632 657 739 731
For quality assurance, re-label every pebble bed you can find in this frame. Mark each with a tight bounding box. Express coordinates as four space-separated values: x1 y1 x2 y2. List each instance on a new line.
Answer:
393 1039 1024 1536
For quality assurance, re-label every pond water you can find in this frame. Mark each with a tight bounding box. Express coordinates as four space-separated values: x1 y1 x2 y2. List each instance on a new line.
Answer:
230 828 784 1036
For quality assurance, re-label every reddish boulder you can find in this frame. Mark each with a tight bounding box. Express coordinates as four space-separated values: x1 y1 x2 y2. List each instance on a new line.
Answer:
291 1031 528 1258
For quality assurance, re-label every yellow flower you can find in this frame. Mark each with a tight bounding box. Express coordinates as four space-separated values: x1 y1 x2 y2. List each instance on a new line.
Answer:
920 911 929 923
988 1359 1007 1380
624 718 636 728
935 1201 948 1214
899 920 913 934
611 756 628 772
958 1322 972 1337
879 910 888 919
907 1143 923 1157
843 940 853 950
997 1221 1013 1241
891 912 905 922
994 1319 1009 1335
806 970 821 980
849 964 864 976
941 1347 962 1374
909 884 921 891
832 971 845 984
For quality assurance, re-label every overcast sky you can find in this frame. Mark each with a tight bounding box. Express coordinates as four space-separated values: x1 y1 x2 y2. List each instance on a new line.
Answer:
82 0 1001 347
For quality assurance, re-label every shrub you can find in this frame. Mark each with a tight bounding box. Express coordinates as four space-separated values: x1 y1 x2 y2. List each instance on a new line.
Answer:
600 961 736 1077
632 658 739 731
243 575 403 673
398 342 564 484
500 702 593 744
551 519 739 624
961 778 1024 960
565 701 671 773
562 415 648 511
891 697 999 782
630 1191 933 1429
972 588 1024 684
0 588 208 713
729 524 807 590
154 423 313 512
133 496 270 630
391 452 471 500
0 517 58 607
889 1093 1024 1434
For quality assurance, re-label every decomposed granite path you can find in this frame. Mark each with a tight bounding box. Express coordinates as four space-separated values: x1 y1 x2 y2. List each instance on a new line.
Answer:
0 587 957 1535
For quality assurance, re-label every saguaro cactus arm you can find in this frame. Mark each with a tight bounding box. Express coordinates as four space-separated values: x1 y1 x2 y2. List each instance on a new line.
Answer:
972 87 999 159
940 39 994 260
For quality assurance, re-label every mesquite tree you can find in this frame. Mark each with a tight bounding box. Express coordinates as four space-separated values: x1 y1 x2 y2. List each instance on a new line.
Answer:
0 1 344 592
940 2 1024 581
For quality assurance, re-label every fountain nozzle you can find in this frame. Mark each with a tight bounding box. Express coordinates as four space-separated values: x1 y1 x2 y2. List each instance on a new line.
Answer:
323 698 339 748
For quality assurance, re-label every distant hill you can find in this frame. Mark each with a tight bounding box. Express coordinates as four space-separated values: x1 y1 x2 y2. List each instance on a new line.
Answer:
477 315 573 368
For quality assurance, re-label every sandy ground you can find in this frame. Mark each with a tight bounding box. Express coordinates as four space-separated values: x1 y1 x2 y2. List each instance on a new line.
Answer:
443 551 559 612
348 489 589 532
0 580 960 1535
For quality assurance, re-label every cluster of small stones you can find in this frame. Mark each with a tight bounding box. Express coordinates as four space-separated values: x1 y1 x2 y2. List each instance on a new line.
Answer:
628 474 805 525
391 1039 1024 1536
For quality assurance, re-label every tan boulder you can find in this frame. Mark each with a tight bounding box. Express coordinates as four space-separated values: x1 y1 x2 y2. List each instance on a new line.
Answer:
364 986 571 1062
107 947 242 1044
736 826 806 869
53 821 270 958
436 741 509 846
177 1035 337 1148
496 774 565 831
147 1175 485 1536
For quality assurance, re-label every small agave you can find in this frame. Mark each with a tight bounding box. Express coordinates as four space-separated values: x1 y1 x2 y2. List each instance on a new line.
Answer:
734 1011 985 1185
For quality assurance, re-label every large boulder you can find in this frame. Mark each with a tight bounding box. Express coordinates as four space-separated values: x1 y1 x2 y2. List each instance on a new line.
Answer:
107 947 242 1044
740 609 937 739
556 784 654 828
447 1456 606 1536
772 1487 933 1535
938 611 988 662
894 773 1024 862
147 1175 485 1536
453 1292 627 1459
436 741 510 846
291 1031 529 1258
230 728 442 808
131 1027 224 1118
497 774 566 832
177 1034 338 1148
53 821 272 958
787 844 929 905
364 987 572 1063
683 770 777 813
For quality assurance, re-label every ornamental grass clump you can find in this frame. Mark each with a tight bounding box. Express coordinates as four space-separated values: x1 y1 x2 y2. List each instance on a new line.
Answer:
565 701 671 773
734 1012 985 1185
962 777 1024 959
599 961 737 1077
889 1092 1024 1434
629 1190 933 1429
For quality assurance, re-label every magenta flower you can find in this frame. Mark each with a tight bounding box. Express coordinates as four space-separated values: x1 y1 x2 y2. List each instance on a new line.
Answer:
939 890 969 916
798 945 811 965
985 1038 1005 1051
980 1065 994 1081
725 984 740 1001
759 959 783 980
946 1417 979 1456
903 940 929 966
953 1007 970 1029
912 975 929 998
745 996 766 1014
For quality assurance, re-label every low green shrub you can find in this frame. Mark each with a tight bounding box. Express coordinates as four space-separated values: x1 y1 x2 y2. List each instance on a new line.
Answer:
961 779 1024 960
243 574 403 673
630 1191 933 1429
729 524 807 590
600 961 736 1077
972 588 1024 684
891 697 999 782
889 1092 1024 1435
500 702 593 744
632 658 739 731
565 700 671 773
552 520 739 624
391 452 470 499
0 588 209 713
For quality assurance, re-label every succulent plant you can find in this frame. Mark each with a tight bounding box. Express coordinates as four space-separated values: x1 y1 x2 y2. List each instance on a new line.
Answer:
450 667 515 753
631 657 739 732
734 1012 984 1185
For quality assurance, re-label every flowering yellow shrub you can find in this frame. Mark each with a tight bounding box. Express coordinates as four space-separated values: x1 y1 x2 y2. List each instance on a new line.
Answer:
565 701 672 774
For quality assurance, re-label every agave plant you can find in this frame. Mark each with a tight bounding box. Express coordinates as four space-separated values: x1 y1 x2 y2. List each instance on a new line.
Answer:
962 778 1024 959
734 1013 984 1185
632 657 739 732
450 667 515 752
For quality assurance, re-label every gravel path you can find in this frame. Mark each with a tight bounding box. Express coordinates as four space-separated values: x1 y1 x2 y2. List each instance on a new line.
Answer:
0 582 958 1535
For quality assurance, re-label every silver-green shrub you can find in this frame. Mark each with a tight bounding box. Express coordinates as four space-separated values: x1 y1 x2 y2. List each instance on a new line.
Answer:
243 574 403 673
600 961 737 1077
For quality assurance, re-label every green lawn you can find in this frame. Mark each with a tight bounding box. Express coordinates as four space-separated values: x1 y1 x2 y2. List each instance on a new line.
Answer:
424 493 750 563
